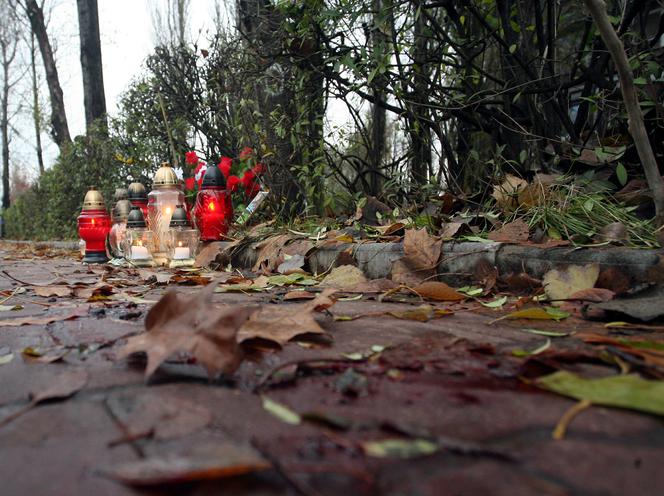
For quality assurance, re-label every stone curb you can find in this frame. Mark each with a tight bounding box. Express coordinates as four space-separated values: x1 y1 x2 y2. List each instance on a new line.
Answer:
4 239 661 284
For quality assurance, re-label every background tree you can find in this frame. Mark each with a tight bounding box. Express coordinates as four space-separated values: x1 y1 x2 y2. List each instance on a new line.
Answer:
76 0 106 131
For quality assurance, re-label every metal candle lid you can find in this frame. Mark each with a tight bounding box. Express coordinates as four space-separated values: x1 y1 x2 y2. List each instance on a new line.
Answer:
82 187 105 211
169 205 190 227
201 164 226 188
126 206 147 228
113 188 128 202
112 199 132 222
153 162 179 189
127 182 147 201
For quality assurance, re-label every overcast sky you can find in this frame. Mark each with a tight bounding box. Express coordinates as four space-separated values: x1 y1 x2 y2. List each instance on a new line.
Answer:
12 0 219 179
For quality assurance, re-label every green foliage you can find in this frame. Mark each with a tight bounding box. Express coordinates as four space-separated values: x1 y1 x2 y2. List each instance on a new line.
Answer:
4 122 154 240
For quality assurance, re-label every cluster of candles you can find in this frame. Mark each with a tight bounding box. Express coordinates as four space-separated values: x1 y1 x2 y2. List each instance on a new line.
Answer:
77 162 232 266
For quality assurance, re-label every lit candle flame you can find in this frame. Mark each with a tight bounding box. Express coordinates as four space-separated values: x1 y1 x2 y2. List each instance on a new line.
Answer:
165 207 172 216
137 240 143 247
91 218 95 226
208 202 216 212
178 241 182 247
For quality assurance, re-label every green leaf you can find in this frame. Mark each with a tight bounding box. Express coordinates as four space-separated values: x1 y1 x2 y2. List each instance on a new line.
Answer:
0 352 14 365
262 396 301 425
535 371 664 416
509 44 517 54
520 328 572 337
616 163 628 186
512 338 551 357
362 439 439 458
481 296 508 308
633 77 647 85
458 286 484 296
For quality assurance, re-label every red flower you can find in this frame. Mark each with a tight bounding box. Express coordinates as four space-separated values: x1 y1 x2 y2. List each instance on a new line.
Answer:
239 147 254 161
253 162 265 175
218 156 232 178
227 175 241 192
245 181 260 199
184 177 196 191
185 151 199 166
241 169 255 188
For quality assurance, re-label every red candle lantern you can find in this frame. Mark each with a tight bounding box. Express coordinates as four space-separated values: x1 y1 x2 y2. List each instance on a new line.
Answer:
77 187 111 263
127 182 149 219
194 165 232 241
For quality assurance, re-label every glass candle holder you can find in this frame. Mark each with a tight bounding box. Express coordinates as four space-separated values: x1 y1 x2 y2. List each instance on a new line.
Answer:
109 199 131 258
128 182 149 219
193 164 232 241
147 163 185 259
167 205 199 268
123 207 154 267
77 187 111 263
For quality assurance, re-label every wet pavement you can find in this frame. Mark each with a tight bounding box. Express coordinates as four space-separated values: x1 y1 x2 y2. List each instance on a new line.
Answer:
0 244 662 496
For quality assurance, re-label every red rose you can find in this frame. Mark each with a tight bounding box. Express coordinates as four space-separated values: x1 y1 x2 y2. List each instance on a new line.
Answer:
227 175 241 192
184 177 195 191
241 169 255 188
239 147 253 161
245 181 260 199
253 162 265 175
185 151 199 165
218 156 232 178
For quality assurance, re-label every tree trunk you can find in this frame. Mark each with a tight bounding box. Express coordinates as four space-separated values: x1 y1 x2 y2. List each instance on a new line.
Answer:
584 0 664 225
1 21 17 213
76 0 107 130
24 0 71 149
409 11 431 186
369 0 387 196
30 32 44 175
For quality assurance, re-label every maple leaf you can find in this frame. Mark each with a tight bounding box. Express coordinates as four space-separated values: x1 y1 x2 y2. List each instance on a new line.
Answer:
237 289 336 345
119 284 256 378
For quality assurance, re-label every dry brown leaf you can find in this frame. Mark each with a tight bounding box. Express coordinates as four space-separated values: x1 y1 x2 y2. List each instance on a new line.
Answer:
345 278 399 293
276 254 306 275
102 442 270 486
238 289 336 344
0 307 88 327
119 285 256 378
283 290 316 301
320 265 367 290
138 270 172 285
391 229 442 285
73 284 115 300
252 234 293 272
170 274 213 286
487 219 530 243
567 288 615 303
33 285 72 298
543 264 600 304
492 174 528 211
387 304 453 322
413 281 465 301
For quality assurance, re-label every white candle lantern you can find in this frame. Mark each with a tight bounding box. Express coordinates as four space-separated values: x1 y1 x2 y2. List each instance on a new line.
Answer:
147 162 185 261
167 204 199 268
123 206 155 267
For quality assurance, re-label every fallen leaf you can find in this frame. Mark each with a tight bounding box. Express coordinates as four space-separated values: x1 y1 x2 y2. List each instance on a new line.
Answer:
387 304 453 322
262 396 301 425
237 289 336 344
495 307 569 322
412 281 465 301
119 285 256 377
138 270 172 285
170 274 212 286
103 442 270 486
0 304 22 312
596 222 628 243
535 371 664 416
283 290 316 301
344 278 399 293
487 219 530 243
0 351 13 365
73 284 115 300
362 439 438 458
22 346 69 363
391 229 442 285
276 254 306 275
481 295 508 308
512 339 551 357
33 285 72 298
520 328 572 337
499 272 542 294
543 264 600 304
492 174 528 211
252 234 293 272
591 285 664 322
320 265 367 290
566 287 614 302
0 308 88 327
